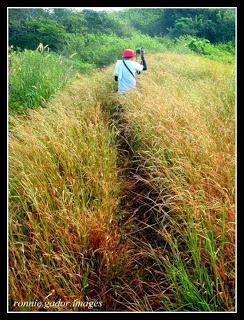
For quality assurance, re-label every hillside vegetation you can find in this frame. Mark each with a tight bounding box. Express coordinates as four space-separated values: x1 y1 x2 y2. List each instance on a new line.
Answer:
8 8 235 114
9 35 234 114
9 52 235 311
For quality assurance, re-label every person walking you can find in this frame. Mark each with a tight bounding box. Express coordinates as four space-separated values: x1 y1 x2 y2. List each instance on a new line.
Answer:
114 48 147 95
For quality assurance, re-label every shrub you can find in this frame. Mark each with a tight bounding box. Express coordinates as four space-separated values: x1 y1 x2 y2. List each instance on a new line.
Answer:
175 36 235 63
62 33 168 68
188 38 211 54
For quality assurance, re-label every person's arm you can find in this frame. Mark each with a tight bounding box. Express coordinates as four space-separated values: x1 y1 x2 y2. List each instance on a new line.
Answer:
141 55 147 71
140 49 147 71
114 61 119 81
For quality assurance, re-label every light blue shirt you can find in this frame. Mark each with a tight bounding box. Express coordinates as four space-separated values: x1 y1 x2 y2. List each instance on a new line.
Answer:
114 59 144 95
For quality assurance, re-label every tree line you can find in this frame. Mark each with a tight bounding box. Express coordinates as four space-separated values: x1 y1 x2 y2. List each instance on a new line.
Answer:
9 8 235 52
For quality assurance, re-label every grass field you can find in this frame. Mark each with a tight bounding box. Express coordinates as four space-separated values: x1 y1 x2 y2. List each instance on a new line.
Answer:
110 53 235 311
9 52 235 311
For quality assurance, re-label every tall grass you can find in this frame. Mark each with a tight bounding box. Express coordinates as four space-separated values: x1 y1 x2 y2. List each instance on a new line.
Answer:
112 53 235 311
9 76 133 311
9 52 235 311
9 48 82 113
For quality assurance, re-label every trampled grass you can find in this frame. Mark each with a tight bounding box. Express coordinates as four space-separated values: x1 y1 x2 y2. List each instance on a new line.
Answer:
9 52 235 311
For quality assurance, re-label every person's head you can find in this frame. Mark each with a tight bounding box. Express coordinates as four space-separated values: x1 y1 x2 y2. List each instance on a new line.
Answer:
122 49 135 60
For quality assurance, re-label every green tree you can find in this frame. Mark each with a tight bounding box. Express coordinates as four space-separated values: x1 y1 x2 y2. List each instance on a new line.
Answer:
82 9 130 36
137 8 235 43
9 8 52 48
52 9 88 34
115 8 163 36
168 17 197 38
9 17 66 51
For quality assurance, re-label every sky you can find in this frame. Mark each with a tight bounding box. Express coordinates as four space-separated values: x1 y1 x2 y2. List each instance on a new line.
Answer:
74 7 129 12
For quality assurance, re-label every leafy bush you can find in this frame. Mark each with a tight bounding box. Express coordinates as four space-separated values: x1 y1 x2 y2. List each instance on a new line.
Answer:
188 37 212 54
215 41 235 54
62 32 168 68
174 36 235 63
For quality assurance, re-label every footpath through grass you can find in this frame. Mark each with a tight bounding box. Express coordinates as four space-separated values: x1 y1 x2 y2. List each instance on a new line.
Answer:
108 53 235 311
9 52 235 311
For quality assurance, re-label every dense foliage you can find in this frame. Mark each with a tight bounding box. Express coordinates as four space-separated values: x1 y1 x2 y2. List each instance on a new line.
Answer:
120 8 235 43
9 8 235 51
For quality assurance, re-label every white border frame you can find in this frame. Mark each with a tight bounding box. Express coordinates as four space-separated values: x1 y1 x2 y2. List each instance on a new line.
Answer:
7 6 238 314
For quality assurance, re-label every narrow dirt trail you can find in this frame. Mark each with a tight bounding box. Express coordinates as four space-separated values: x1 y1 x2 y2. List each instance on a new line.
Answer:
103 104 171 310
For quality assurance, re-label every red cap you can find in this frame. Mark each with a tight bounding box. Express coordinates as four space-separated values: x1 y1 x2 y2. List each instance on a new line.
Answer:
122 49 134 58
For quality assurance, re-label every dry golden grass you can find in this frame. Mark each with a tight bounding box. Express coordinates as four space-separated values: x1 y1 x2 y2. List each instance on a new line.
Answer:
115 53 235 311
9 75 133 311
9 53 235 311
